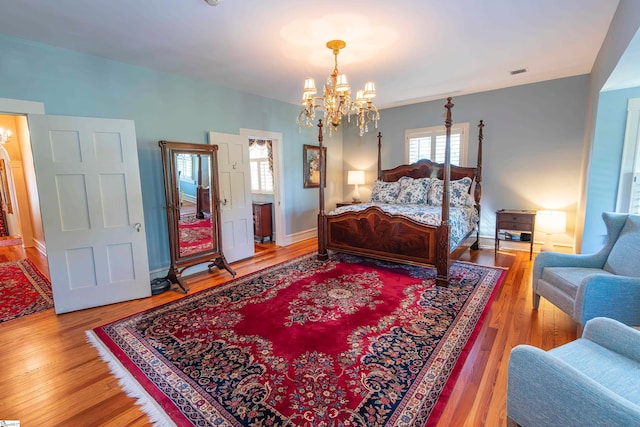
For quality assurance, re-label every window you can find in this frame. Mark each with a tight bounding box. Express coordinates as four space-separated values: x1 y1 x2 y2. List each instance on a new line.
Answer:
249 141 273 194
616 98 640 214
405 123 469 166
176 153 195 182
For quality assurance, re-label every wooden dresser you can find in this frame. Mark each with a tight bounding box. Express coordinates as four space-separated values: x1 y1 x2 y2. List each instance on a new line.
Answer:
253 202 272 243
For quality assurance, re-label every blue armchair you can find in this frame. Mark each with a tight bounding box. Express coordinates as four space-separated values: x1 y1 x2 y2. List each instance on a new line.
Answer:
507 317 640 426
532 211 640 329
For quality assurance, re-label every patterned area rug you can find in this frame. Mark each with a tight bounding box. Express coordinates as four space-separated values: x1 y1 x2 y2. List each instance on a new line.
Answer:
87 253 506 426
0 259 53 323
179 214 213 256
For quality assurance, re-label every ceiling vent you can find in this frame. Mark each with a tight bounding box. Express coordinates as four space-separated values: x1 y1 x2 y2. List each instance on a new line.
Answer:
204 0 221 5
510 68 528 75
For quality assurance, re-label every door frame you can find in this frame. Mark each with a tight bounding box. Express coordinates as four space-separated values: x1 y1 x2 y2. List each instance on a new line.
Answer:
616 97 640 213
0 98 46 252
240 128 286 246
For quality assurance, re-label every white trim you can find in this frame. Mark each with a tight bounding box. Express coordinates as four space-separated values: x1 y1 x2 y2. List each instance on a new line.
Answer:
181 194 196 204
240 128 286 246
32 238 47 256
616 98 640 212
282 228 317 246
0 98 45 114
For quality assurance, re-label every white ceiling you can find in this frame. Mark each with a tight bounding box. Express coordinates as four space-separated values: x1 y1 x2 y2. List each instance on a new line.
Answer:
0 0 623 109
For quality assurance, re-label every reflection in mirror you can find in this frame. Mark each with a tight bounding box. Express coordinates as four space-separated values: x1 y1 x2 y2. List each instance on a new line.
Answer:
177 153 213 257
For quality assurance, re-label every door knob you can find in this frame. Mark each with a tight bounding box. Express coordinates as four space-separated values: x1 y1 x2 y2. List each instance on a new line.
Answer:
134 223 142 232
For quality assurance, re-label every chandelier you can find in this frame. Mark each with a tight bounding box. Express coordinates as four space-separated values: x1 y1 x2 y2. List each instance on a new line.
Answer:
297 40 379 136
0 128 11 145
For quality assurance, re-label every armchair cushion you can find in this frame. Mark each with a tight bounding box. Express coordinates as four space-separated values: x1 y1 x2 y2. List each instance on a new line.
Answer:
542 267 613 298
605 215 640 277
507 317 640 427
549 339 640 405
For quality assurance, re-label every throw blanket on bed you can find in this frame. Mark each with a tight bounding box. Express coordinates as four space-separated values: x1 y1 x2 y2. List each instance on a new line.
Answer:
329 203 479 249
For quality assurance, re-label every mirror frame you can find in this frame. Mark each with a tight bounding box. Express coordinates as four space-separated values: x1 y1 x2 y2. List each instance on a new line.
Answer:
159 140 235 292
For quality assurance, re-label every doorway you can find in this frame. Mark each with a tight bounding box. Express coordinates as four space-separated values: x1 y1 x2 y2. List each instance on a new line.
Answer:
0 102 46 258
240 128 286 250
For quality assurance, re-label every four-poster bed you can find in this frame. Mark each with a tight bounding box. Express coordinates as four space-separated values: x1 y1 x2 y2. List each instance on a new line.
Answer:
316 98 484 286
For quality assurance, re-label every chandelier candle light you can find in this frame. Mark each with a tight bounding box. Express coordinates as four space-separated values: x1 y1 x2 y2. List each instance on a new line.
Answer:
297 40 379 136
0 128 11 145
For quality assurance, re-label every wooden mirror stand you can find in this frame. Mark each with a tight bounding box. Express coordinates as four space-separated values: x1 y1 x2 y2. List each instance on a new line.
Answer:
159 140 235 292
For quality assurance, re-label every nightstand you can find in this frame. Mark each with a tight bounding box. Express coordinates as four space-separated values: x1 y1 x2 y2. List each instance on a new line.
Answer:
495 209 536 260
336 201 362 208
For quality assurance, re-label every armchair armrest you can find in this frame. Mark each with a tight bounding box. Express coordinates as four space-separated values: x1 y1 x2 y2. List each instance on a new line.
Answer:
532 251 608 286
508 345 640 426
575 275 640 327
582 317 640 363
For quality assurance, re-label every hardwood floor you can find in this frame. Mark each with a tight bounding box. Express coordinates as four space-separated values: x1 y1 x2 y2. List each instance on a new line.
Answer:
0 241 577 426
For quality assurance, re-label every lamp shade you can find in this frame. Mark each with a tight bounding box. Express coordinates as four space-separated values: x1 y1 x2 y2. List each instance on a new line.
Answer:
536 210 566 235
347 170 365 185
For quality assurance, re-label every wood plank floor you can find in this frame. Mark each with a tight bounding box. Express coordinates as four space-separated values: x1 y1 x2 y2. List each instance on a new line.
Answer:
0 241 577 426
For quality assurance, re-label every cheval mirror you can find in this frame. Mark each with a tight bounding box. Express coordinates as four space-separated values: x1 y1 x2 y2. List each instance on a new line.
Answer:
159 140 235 292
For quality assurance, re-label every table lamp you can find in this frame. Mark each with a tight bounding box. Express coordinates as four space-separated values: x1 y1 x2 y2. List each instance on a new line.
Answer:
347 170 365 202
536 210 566 252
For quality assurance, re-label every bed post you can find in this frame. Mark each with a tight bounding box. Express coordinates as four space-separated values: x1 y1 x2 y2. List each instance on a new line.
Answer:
377 131 383 181
436 97 454 286
471 120 484 250
317 119 329 261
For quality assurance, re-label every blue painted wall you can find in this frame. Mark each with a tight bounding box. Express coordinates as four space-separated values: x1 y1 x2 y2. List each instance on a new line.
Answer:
582 86 640 252
344 76 590 247
578 0 640 252
0 34 328 272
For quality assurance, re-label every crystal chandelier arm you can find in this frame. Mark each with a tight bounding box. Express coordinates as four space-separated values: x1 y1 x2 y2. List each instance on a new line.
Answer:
297 40 379 135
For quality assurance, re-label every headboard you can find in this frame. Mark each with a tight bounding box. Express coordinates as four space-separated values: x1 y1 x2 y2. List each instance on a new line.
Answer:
376 119 484 207
381 159 478 183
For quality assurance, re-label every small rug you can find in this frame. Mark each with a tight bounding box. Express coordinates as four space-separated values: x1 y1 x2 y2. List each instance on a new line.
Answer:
0 235 23 247
0 259 53 323
88 253 506 426
179 214 213 256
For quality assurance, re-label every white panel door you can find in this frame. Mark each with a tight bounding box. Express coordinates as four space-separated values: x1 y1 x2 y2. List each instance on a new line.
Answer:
28 114 150 314
209 131 254 262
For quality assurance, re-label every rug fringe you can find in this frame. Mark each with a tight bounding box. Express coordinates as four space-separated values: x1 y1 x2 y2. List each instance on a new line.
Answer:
85 331 177 427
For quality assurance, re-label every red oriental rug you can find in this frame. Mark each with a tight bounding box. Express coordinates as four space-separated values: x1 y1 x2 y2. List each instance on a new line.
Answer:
0 259 53 323
87 253 506 426
179 214 213 256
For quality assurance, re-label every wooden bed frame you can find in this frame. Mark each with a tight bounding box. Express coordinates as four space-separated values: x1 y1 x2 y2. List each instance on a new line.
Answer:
316 98 484 286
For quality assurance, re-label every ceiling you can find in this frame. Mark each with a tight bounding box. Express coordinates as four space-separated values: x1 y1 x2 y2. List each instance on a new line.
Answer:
0 0 624 109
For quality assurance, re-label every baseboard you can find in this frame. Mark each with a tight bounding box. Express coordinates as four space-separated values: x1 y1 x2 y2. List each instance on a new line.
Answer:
278 228 317 247
477 235 574 254
32 238 47 256
151 228 319 280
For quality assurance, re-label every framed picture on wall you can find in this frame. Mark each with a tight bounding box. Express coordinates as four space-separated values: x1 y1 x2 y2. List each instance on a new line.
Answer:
303 144 326 188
